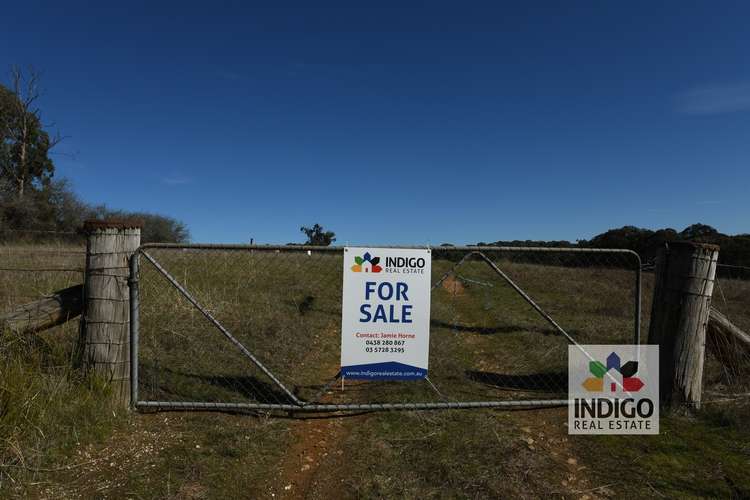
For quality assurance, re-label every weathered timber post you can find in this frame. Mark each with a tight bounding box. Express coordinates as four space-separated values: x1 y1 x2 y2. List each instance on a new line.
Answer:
647 241 719 409
78 219 142 406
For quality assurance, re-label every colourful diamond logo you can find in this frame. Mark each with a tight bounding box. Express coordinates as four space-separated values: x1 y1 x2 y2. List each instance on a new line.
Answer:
582 351 644 393
351 252 382 273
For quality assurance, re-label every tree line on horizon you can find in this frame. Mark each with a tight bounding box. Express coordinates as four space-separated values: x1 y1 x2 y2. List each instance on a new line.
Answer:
478 223 750 269
0 67 189 243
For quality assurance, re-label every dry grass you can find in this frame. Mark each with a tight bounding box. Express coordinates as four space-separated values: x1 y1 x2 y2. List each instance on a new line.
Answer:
0 243 85 311
1 245 749 497
136 249 646 408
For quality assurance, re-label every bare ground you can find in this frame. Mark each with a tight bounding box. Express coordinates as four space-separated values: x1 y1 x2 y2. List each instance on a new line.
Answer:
267 414 356 499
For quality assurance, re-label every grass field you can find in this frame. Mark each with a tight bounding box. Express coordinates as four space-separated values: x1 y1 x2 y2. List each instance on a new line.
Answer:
1 244 749 498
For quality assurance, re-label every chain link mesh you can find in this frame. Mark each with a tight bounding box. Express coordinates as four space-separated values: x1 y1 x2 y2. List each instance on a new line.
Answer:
135 245 642 411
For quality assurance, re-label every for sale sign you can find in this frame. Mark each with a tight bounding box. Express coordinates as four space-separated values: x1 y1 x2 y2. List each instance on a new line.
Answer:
341 247 432 380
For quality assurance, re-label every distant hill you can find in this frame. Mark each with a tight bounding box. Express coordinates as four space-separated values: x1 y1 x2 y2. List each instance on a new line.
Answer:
479 224 750 269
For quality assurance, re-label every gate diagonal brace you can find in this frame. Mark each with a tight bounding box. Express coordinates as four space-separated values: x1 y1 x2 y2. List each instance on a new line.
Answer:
474 252 576 345
433 250 577 344
301 370 342 406
138 250 304 407
471 252 613 365
430 251 605 364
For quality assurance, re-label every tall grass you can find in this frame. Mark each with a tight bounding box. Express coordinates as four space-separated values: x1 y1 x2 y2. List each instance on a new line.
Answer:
0 325 121 490
0 243 118 492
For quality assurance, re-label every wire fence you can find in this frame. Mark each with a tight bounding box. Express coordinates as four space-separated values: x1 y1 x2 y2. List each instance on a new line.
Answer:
0 227 86 245
716 263 750 281
0 230 86 374
703 264 750 409
133 244 643 412
0 231 86 313
634 262 750 410
1 236 746 414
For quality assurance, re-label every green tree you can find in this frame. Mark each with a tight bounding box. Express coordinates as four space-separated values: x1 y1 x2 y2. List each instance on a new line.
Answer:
300 223 336 246
102 209 190 243
0 67 59 200
0 67 192 243
133 212 190 243
679 223 720 241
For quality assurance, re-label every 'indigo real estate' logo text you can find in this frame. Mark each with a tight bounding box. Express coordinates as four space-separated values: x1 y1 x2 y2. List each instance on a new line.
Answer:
569 345 659 435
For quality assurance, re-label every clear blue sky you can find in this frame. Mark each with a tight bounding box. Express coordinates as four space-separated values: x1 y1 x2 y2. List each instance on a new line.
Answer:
2 2 748 244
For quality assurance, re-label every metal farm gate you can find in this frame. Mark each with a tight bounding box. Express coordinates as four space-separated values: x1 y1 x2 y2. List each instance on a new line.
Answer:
129 245 642 413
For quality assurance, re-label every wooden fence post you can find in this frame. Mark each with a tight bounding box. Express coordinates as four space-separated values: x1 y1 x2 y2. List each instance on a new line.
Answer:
647 241 719 409
79 219 142 406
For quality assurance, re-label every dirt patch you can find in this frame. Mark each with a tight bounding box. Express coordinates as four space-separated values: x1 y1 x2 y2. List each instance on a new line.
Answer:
31 414 181 498
268 413 357 499
513 408 613 499
177 481 210 499
266 323 360 499
442 275 465 295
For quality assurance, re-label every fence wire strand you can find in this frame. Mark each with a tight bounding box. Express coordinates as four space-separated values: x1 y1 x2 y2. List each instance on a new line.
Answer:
703 265 750 409
0 235 86 377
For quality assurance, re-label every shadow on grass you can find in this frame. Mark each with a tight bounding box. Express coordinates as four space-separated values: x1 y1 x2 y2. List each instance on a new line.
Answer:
277 305 578 340
140 364 296 404
466 370 567 392
431 319 564 336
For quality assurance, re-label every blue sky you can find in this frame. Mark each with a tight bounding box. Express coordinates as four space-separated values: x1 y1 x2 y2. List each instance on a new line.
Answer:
2 2 748 244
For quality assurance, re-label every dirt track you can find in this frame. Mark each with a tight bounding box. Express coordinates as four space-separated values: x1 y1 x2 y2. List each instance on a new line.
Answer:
269 414 354 499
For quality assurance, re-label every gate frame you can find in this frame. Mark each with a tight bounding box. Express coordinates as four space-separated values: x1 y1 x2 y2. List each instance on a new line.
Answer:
129 244 642 412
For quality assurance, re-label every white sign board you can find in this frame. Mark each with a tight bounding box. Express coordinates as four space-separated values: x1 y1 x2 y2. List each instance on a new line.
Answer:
341 247 432 380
